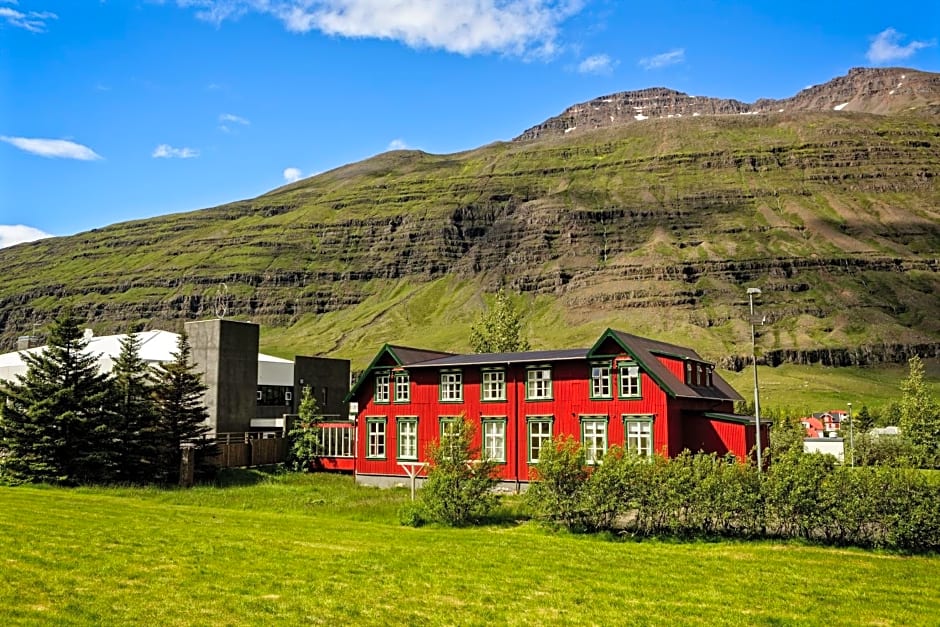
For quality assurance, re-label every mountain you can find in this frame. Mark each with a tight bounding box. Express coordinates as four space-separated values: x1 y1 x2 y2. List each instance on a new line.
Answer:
1 67 939 369
516 67 940 141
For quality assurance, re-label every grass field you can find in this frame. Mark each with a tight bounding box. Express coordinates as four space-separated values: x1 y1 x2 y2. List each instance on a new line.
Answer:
1 471 938 625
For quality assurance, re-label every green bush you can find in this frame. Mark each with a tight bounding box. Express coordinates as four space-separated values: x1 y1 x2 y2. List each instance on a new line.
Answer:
398 501 426 528
419 415 500 526
525 436 590 530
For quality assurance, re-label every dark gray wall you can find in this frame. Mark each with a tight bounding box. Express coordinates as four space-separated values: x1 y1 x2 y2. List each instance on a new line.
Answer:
293 356 350 417
186 319 259 434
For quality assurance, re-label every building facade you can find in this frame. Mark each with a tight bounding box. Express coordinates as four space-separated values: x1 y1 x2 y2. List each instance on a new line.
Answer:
344 329 762 488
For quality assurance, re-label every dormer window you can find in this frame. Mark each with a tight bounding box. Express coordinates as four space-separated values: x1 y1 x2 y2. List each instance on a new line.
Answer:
374 372 390 404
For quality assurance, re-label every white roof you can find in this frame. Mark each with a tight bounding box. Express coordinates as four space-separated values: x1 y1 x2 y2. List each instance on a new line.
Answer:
0 329 288 370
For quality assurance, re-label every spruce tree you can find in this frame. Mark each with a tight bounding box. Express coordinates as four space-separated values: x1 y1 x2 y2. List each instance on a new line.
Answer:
110 332 160 483
0 311 119 484
152 333 217 483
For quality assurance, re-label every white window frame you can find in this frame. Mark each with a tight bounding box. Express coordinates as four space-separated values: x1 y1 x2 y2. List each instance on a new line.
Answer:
394 372 410 403
481 369 506 402
439 370 463 402
590 363 612 399
526 367 553 400
397 417 418 460
482 417 506 463
527 416 553 463
374 372 390 404
624 415 654 458
619 364 641 398
580 416 608 464
366 417 387 459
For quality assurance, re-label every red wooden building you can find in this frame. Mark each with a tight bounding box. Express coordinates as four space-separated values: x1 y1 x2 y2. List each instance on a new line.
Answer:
341 329 763 488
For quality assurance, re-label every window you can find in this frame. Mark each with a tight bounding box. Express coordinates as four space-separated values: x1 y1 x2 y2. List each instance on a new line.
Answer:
439 370 463 402
397 417 418 460
581 416 608 464
374 372 390 404
481 369 506 402
706 368 713 387
482 418 506 462
695 364 702 386
619 364 641 398
394 372 410 403
624 416 653 457
257 385 293 406
526 367 552 400
527 417 553 463
439 417 461 459
685 362 693 385
366 417 387 459
590 362 612 399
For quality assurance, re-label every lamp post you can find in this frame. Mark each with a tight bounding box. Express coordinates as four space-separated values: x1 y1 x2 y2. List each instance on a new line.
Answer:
747 287 763 472
847 401 854 468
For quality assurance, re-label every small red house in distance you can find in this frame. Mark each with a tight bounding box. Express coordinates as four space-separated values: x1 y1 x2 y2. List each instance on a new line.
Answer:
343 328 762 489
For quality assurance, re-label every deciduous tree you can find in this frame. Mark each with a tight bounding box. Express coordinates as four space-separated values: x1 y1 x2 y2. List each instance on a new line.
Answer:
899 355 940 467
469 288 530 354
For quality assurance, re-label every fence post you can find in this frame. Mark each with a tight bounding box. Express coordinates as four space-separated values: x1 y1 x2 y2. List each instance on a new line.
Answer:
179 443 196 488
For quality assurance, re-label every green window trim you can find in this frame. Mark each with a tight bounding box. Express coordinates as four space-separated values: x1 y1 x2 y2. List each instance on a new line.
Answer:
373 370 391 405
622 414 655 458
525 365 554 401
365 416 387 459
617 363 642 399
480 367 507 403
481 417 508 464
393 372 410 404
579 415 610 464
396 416 418 461
589 360 613 400
526 415 554 463
439 369 463 403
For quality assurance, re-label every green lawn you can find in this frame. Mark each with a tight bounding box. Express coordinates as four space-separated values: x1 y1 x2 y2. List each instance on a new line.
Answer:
1 471 938 625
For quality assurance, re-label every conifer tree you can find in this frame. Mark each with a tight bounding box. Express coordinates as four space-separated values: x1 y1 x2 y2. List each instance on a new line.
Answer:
469 288 530 354
110 332 160 483
152 333 217 483
0 311 119 484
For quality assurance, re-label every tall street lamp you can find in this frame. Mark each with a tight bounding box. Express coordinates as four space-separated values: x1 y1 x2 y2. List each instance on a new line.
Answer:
847 401 854 467
747 287 763 471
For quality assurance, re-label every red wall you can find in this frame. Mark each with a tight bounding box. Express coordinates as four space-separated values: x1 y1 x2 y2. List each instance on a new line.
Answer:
354 357 684 482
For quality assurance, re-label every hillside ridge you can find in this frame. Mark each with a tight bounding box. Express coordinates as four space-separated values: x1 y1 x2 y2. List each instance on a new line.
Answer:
516 67 940 141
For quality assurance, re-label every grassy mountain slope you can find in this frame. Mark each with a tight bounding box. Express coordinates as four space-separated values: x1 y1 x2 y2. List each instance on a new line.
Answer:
2 93 939 380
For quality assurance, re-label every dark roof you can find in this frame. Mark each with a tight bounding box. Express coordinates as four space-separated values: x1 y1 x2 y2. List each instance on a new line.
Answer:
407 348 588 369
387 345 455 365
602 330 743 402
703 412 772 426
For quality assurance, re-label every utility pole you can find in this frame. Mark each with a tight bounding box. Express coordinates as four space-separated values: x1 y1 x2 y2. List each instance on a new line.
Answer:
747 288 763 471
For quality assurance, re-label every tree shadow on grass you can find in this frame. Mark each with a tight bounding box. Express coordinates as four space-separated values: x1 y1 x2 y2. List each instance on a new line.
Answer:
211 466 286 488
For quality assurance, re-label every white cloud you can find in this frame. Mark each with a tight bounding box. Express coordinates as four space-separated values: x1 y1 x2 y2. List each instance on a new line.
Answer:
0 136 102 160
0 3 57 33
0 224 53 248
218 112 250 133
219 112 250 125
866 28 935 64
283 167 302 182
638 48 685 70
387 138 409 151
152 144 200 158
175 0 584 56
577 53 615 75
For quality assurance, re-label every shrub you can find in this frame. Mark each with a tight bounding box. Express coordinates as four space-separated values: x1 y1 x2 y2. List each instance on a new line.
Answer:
419 415 500 526
287 386 321 472
525 436 589 530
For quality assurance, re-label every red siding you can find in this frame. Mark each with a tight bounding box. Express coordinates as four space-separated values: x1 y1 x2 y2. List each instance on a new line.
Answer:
351 352 747 482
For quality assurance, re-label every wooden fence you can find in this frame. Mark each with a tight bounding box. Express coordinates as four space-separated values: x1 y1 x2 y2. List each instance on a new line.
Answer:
213 432 287 468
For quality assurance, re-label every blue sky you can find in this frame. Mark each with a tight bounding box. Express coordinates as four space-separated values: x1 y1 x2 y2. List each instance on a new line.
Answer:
1 0 938 247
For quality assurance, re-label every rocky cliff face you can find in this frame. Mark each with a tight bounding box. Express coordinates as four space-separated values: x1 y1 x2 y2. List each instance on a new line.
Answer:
1 70 938 366
516 67 940 141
